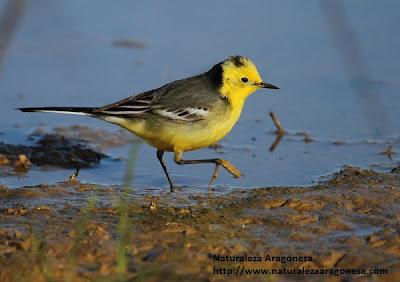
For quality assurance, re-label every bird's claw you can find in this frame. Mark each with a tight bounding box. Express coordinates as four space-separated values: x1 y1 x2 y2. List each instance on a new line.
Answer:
218 159 241 178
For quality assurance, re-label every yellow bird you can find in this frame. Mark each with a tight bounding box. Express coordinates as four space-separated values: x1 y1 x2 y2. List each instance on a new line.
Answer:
19 56 279 191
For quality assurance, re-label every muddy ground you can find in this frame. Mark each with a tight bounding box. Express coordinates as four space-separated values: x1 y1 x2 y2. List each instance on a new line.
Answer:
0 165 399 282
0 125 136 177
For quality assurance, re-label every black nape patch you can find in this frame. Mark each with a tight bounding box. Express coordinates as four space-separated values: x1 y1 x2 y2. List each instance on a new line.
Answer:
230 55 245 67
207 62 223 89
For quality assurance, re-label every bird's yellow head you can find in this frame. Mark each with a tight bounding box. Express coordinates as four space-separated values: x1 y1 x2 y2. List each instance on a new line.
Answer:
207 56 279 105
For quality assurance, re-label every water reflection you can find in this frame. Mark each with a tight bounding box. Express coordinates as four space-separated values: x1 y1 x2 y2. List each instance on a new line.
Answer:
0 0 27 73
319 0 389 136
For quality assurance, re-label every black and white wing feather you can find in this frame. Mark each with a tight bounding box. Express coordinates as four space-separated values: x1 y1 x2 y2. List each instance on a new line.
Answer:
96 90 157 115
95 73 224 122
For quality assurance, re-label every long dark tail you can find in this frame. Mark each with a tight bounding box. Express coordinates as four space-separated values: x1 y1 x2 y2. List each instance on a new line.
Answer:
18 107 98 116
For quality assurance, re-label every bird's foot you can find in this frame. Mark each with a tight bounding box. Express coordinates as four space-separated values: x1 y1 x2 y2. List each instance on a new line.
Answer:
217 159 241 178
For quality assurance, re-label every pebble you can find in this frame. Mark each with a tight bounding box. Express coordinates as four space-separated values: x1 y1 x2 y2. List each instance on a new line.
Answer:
263 198 287 209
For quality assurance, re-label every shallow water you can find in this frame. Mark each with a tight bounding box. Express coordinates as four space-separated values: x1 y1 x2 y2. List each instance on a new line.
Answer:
0 0 399 189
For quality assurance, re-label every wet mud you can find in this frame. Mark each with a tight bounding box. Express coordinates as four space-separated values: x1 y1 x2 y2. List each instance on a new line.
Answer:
0 166 399 281
0 134 105 169
0 125 138 177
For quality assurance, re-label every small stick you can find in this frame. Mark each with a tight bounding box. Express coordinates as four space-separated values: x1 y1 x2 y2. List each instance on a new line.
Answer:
269 134 284 152
384 145 393 160
269 112 285 135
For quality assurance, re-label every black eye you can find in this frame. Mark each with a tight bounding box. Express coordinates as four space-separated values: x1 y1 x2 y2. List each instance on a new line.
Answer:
241 77 248 83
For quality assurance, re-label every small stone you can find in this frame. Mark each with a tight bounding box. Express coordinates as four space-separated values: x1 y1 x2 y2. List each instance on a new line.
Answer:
179 208 191 215
18 238 32 251
290 233 313 241
14 154 32 171
18 207 29 216
68 229 76 238
343 201 354 210
231 243 246 254
383 241 400 256
163 222 196 235
368 235 386 248
355 207 373 214
184 242 192 249
99 263 113 275
288 198 302 208
319 251 345 268
288 213 319 225
323 217 350 231
0 154 9 165
13 230 23 240
142 248 163 262
263 198 287 209
288 199 324 211
149 201 157 212
36 205 51 212
232 218 253 226
0 245 16 255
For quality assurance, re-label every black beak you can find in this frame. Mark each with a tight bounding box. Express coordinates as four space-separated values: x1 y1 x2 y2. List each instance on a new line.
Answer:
258 82 279 89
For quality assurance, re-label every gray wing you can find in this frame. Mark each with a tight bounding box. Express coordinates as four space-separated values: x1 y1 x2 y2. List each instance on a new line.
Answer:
96 74 224 121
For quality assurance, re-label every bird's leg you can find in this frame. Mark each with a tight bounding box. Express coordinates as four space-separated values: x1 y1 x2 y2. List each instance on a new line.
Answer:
210 163 220 182
208 163 220 190
156 149 175 192
174 151 241 183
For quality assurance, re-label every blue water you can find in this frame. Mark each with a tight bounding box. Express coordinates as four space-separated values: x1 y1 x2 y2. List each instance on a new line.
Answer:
1 0 399 189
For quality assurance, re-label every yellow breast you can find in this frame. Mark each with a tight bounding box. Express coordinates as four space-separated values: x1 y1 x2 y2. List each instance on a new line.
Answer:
170 103 243 152
119 100 244 153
